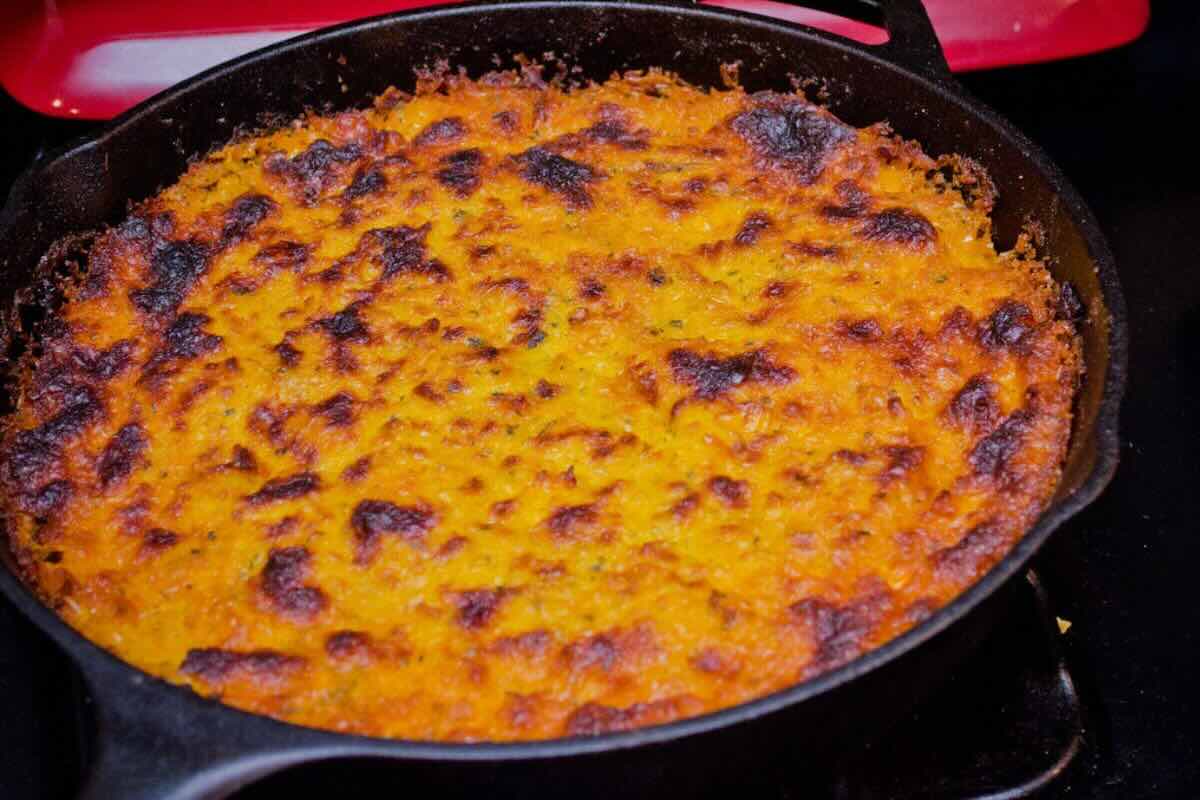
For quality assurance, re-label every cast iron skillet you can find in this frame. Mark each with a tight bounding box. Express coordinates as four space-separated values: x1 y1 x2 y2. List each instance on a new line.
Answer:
0 0 1126 797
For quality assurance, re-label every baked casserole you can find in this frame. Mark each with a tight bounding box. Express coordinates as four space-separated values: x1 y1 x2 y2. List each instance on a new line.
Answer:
0 69 1082 741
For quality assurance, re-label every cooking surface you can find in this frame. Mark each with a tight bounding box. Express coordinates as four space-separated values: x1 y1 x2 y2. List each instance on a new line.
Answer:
1 0 1197 796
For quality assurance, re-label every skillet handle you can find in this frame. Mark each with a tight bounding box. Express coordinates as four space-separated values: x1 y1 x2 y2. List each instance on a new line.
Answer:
875 0 953 82
764 0 953 83
75 658 316 800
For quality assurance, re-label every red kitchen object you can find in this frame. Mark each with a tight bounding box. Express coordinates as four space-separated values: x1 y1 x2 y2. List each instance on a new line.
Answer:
0 0 1148 120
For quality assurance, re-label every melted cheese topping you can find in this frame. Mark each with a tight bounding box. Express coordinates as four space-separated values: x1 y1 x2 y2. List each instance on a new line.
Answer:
1 71 1080 741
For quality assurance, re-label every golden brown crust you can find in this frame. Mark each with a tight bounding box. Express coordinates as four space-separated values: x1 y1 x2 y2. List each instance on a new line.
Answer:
0 69 1081 742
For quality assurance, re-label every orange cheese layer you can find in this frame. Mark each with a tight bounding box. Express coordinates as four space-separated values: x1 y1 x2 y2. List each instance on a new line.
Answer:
1 70 1081 741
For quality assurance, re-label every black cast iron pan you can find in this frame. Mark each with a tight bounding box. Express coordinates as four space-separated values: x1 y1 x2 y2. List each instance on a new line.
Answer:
0 1 1126 797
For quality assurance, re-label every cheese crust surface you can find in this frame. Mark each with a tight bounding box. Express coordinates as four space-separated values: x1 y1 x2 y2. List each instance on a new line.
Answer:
1 70 1081 741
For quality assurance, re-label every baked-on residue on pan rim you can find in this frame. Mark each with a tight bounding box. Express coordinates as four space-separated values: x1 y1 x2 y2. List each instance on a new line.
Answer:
0 64 1082 742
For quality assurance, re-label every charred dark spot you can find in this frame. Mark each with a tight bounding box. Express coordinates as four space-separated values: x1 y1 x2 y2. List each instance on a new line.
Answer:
970 408 1035 478
162 313 222 358
838 318 883 343
708 475 749 507
97 423 148 489
515 147 599 209
565 703 634 736
24 387 103 447
48 340 136 386
947 375 999 431
316 303 370 344
535 379 560 399
361 224 450 282
253 241 310 273
879 445 924 485
821 180 871 220
672 492 701 520
341 456 371 482
579 278 606 299
247 404 294 451
313 392 356 427
265 139 362 202
428 537 465 562
151 239 209 289
691 647 740 676
563 634 618 672
116 499 150 534
450 587 514 631
226 445 258 472
858 208 937 248
834 449 867 466
130 239 210 315
490 629 552 657
510 305 544 341
563 697 687 736
27 374 97 422
265 516 299 539
142 313 223 380
470 344 501 362
260 546 328 621
344 166 387 199
245 472 320 505
789 589 889 674
581 118 648 150
940 306 974 338
667 348 795 401
1055 281 1085 323
480 277 530 296
127 288 180 316
413 117 467 147
436 149 483 197
731 97 855 184
414 382 444 404
274 339 302 367
648 268 667 286
180 647 305 685
763 281 790 299
222 194 275 242
351 500 437 563
546 503 598 538
978 300 1035 353
493 110 520 133
140 528 179 557
734 212 772 246
789 241 841 259
23 480 74 517
931 521 1005 579
117 215 154 244
1 387 102 494
325 630 371 660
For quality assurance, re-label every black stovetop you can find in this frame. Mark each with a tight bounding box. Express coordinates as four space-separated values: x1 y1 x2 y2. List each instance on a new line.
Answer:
2 2 1198 797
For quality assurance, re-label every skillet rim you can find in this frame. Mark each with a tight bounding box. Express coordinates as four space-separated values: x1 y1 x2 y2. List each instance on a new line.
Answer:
0 0 1127 760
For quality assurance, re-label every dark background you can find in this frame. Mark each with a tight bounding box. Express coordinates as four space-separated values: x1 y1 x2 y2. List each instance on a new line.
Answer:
2 0 1197 796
